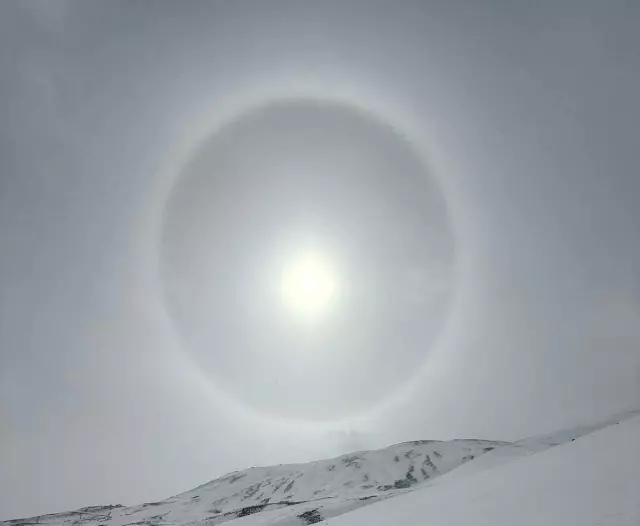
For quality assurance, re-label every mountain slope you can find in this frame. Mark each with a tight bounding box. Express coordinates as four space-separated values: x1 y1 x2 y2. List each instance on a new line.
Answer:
0 439 504 526
4 411 638 526
324 412 640 526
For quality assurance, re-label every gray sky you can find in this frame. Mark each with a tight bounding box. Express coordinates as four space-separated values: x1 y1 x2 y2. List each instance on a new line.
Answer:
1 0 639 520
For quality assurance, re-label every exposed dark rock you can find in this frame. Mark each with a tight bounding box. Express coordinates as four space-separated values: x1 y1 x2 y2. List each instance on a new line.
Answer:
237 504 266 517
228 473 247 484
341 455 361 468
272 479 288 491
393 464 417 489
423 455 437 472
242 483 263 500
298 509 324 525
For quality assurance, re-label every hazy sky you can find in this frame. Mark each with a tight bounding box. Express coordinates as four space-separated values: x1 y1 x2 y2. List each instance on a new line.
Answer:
1 0 640 520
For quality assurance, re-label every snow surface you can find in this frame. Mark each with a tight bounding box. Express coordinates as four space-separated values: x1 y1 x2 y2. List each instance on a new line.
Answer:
3 411 638 526
326 412 640 526
0 439 502 526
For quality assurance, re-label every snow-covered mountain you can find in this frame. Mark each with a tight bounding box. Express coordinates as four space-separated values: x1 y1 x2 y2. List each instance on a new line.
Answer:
0 439 503 526
328 411 640 526
3 410 638 526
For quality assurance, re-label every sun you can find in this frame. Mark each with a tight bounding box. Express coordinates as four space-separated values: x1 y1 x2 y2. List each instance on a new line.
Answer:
280 251 338 319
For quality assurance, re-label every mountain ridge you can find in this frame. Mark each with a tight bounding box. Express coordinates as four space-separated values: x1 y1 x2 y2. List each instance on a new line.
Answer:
4 409 638 526
1 438 506 526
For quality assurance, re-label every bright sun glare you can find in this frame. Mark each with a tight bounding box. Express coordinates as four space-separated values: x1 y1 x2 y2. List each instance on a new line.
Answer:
280 251 338 319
